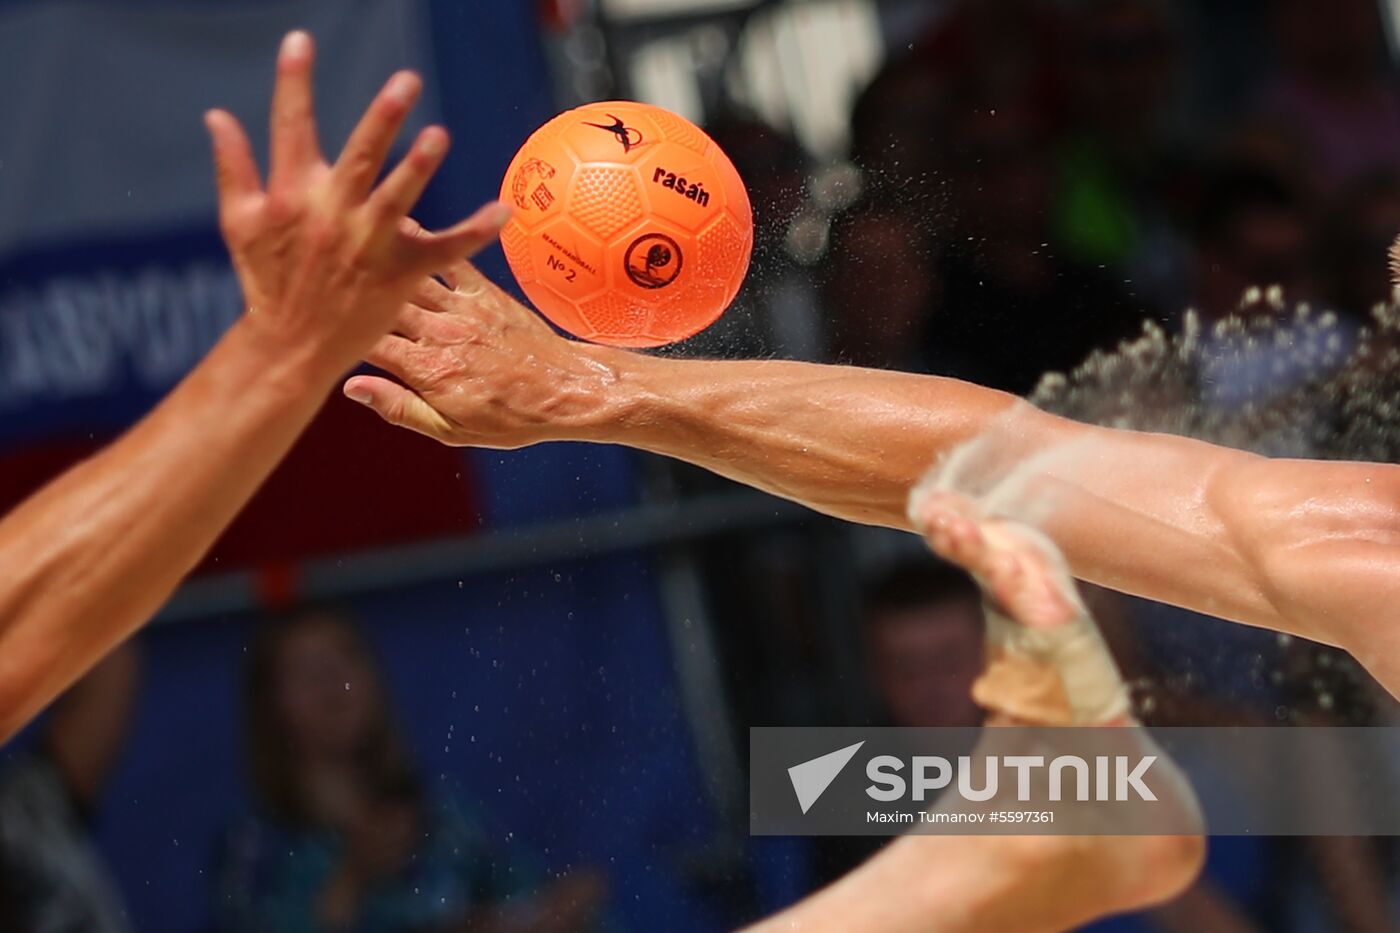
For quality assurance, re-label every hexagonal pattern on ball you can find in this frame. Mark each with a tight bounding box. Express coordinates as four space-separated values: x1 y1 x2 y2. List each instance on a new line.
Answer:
648 107 711 158
571 167 645 242
499 222 535 283
697 213 752 297
581 293 652 341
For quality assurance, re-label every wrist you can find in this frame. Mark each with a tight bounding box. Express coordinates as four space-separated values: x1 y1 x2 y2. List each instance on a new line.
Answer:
221 315 346 401
568 344 664 444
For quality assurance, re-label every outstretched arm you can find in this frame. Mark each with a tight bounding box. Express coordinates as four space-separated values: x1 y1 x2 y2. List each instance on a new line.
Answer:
346 265 1400 686
0 32 508 740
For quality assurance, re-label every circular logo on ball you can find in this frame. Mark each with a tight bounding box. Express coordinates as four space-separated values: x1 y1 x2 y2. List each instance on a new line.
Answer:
625 234 684 290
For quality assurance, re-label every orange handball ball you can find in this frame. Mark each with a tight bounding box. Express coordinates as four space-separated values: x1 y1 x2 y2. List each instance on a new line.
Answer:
499 101 754 348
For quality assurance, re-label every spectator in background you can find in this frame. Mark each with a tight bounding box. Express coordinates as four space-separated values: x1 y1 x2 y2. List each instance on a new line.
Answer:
1183 158 1366 423
1216 116 1314 206
216 608 606 933
0 644 141 933
1191 162 1317 320
1262 0 1400 193
812 559 985 888
928 94 1147 394
822 199 940 371
833 50 950 371
860 559 984 731
836 3 1155 392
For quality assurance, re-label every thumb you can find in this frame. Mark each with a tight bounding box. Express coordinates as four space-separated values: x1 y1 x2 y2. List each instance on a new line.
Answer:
343 375 456 442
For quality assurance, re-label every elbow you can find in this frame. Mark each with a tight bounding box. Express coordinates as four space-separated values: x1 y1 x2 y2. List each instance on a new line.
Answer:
1214 461 1400 637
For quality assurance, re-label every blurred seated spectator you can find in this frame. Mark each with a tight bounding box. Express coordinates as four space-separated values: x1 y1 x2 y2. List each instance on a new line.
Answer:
1187 161 1368 418
0 643 141 933
216 608 607 933
822 198 940 371
929 95 1148 394
1191 161 1317 319
860 559 985 730
1217 116 1314 205
812 558 984 887
1261 0 1400 193
836 13 1152 391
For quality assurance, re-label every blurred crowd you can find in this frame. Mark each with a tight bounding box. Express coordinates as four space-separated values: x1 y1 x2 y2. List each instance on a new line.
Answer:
0 615 611 933
838 0 1400 388
711 0 1400 391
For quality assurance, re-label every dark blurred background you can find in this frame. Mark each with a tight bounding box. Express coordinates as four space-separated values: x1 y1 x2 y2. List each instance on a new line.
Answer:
2 0 1400 930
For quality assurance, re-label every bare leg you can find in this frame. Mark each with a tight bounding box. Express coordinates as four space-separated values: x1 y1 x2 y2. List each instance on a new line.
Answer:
745 493 1204 933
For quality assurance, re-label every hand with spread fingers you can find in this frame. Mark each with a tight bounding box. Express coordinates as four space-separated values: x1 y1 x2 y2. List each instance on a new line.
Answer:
343 259 619 449
204 30 510 382
0 31 509 741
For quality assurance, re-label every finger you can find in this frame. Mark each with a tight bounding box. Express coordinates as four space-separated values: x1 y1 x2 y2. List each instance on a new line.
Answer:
438 256 508 305
393 302 448 342
363 334 418 379
268 30 322 186
343 376 454 441
402 202 512 275
204 109 262 204
411 275 457 314
331 70 422 204
367 126 449 222
438 255 485 293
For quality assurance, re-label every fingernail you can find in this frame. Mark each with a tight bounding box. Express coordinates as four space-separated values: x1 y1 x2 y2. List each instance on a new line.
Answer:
419 128 446 158
282 30 310 58
344 384 372 405
387 71 420 105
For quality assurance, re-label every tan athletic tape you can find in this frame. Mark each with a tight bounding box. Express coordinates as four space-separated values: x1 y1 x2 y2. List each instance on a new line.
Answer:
982 600 1131 725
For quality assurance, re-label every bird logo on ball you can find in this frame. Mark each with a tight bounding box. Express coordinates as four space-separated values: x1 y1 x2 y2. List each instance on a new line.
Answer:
499 101 754 348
